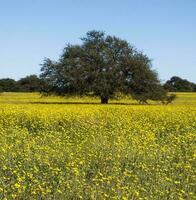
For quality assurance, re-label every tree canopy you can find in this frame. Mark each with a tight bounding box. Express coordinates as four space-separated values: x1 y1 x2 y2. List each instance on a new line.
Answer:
18 75 45 92
40 30 173 104
0 78 19 92
164 76 196 92
0 75 44 93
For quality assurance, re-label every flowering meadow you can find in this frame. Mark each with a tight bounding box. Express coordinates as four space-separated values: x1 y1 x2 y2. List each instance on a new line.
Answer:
0 93 195 199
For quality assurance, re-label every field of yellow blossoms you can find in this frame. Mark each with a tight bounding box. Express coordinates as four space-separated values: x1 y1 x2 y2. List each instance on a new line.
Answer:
0 93 195 199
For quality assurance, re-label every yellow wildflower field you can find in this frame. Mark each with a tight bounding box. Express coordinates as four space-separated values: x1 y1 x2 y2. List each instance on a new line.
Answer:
0 93 195 199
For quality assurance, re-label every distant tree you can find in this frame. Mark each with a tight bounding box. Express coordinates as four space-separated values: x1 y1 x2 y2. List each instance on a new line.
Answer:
0 85 3 93
164 76 196 92
190 82 196 92
41 30 169 104
18 75 45 92
0 78 19 92
193 84 196 92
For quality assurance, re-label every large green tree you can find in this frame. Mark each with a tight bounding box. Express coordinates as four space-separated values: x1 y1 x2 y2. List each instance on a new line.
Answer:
40 31 168 104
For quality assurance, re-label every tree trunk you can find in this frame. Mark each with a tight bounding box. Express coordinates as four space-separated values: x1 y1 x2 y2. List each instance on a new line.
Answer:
101 96 109 104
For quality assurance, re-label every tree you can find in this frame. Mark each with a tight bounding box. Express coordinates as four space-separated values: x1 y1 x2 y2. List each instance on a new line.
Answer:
164 76 196 92
18 75 45 92
40 30 168 104
0 85 3 93
0 78 19 92
193 84 196 92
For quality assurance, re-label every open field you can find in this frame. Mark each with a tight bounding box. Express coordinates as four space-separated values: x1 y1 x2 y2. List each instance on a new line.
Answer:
0 92 196 105
0 93 195 199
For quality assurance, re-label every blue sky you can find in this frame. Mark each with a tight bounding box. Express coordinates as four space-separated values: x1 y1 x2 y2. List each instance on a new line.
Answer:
0 0 196 82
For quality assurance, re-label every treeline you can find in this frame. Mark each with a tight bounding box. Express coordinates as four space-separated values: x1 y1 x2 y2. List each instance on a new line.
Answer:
164 76 196 92
0 75 45 92
0 75 195 93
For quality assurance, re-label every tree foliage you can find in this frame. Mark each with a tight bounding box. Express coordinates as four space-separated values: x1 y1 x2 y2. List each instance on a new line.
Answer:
0 75 44 92
0 78 19 92
164 76 196 92
41 30 170 104
18 75 45 92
